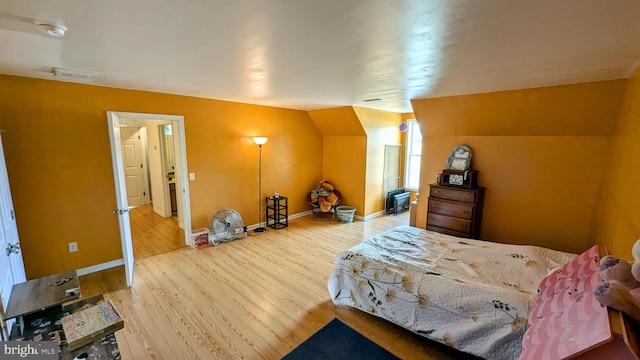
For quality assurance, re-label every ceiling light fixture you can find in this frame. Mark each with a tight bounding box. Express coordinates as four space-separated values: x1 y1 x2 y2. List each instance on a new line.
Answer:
35 21 68 38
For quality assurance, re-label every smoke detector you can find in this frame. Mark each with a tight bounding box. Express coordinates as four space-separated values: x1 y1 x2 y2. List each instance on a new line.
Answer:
35 21 68 38
52 67 99 82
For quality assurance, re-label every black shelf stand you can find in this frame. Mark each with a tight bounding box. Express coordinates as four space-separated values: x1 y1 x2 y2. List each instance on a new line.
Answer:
266 196 288 229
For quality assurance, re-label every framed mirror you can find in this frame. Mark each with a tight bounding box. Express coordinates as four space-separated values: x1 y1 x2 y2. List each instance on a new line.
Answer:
446 145 472 171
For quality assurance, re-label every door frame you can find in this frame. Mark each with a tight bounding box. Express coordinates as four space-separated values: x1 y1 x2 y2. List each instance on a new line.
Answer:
107 111 192 286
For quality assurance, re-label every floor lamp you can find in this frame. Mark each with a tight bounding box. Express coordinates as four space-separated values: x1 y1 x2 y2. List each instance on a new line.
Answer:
253 136 268 233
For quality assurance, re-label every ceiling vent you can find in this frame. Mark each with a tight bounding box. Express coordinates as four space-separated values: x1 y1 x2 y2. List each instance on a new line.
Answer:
52 67 99 82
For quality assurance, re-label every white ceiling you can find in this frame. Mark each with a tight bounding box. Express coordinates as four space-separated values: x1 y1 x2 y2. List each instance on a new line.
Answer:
1 1 639 113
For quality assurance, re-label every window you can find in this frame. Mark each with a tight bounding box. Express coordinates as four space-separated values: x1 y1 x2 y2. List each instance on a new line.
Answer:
404 120 422 190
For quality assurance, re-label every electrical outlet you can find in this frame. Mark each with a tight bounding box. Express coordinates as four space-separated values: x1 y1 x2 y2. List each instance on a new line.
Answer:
189 172 196 181
68 242 78 252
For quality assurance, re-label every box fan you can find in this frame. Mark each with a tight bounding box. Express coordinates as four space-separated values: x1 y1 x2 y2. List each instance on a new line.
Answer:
209 208 247 246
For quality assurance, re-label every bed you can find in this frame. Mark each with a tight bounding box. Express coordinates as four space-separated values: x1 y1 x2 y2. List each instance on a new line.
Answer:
327 225 576 360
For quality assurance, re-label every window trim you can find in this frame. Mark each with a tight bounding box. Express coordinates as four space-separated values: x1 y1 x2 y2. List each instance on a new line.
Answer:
404 119 422 191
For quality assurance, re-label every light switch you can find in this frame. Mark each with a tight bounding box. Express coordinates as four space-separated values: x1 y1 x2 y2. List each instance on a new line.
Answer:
189 173 196 181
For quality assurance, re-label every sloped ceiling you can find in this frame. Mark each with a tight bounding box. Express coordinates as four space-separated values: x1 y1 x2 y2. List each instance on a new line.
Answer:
1 0 639 113
308 107 365 136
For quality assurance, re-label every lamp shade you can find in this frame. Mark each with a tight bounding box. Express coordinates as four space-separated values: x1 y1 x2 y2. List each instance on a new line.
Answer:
253 136 268 145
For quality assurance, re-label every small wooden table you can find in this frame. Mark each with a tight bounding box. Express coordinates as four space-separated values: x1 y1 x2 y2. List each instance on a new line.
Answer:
4 270 81 334
9 295 121 360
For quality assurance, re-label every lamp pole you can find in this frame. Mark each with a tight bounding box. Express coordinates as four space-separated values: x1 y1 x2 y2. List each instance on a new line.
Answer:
253 137 268 233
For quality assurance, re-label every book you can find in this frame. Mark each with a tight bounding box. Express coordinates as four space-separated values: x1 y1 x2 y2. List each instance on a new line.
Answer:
61 299 124 351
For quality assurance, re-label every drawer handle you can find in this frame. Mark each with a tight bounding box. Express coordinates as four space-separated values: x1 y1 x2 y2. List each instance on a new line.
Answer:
463 210 470 214
461 224 469 229
465 194 472 199
431 204 436 208
433 190 439 194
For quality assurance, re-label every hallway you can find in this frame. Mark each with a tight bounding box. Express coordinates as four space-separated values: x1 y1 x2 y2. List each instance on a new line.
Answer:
129 204 185 259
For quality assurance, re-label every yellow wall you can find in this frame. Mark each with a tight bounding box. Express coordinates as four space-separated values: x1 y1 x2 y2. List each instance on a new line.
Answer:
6 70 634 278
322 136 367 213
309 107 367 215
308 107 366 136
0 75 323 279
594 69 640 259
309 107 403 217
411 80 627 254
353 107 403 215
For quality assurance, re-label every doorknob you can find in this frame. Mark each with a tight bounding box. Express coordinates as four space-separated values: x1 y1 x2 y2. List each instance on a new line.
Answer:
6 243 20 256
112 208 130 215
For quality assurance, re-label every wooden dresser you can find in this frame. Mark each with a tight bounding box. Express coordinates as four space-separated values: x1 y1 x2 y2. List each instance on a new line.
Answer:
426 184 485 239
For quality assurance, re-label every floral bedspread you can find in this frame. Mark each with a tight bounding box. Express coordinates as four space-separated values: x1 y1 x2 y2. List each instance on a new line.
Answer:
327 226 576 360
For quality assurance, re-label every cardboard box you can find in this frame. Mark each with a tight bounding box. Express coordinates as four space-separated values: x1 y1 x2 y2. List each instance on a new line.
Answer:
190 227 211 249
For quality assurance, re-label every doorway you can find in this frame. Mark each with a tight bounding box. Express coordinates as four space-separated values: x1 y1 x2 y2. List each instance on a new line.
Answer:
107 111 192 286
118 120 185 259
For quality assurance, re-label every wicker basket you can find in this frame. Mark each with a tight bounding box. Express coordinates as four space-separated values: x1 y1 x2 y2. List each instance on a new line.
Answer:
336 206 356 223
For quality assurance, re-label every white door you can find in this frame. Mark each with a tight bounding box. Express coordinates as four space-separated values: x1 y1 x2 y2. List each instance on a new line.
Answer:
0 133 26 338
121 127 147 207
107 114 135 287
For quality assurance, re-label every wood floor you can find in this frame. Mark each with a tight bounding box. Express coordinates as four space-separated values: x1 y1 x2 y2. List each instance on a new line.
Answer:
129 204 185 259
79 212 473 360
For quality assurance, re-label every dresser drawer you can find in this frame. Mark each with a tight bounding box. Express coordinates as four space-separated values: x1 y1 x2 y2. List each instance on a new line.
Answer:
426 225 470 238
429 186 476 204
427 213 472 235
428 198 473 220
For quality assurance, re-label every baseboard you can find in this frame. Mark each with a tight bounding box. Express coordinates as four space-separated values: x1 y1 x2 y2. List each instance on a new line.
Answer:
77 258 124 276
246 209 382 226
289 210 313 220
153 207 169 218
358 210 386 222
231 208 394 229
246 210 313 230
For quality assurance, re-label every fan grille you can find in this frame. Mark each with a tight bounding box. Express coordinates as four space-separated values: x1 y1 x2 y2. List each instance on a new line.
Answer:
210 208 246 245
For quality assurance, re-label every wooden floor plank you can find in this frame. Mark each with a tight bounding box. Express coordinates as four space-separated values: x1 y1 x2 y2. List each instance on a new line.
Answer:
129 204 185 259
80 212 474 359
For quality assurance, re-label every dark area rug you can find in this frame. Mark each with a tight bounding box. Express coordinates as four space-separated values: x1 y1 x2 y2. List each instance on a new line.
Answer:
282 318 400 360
